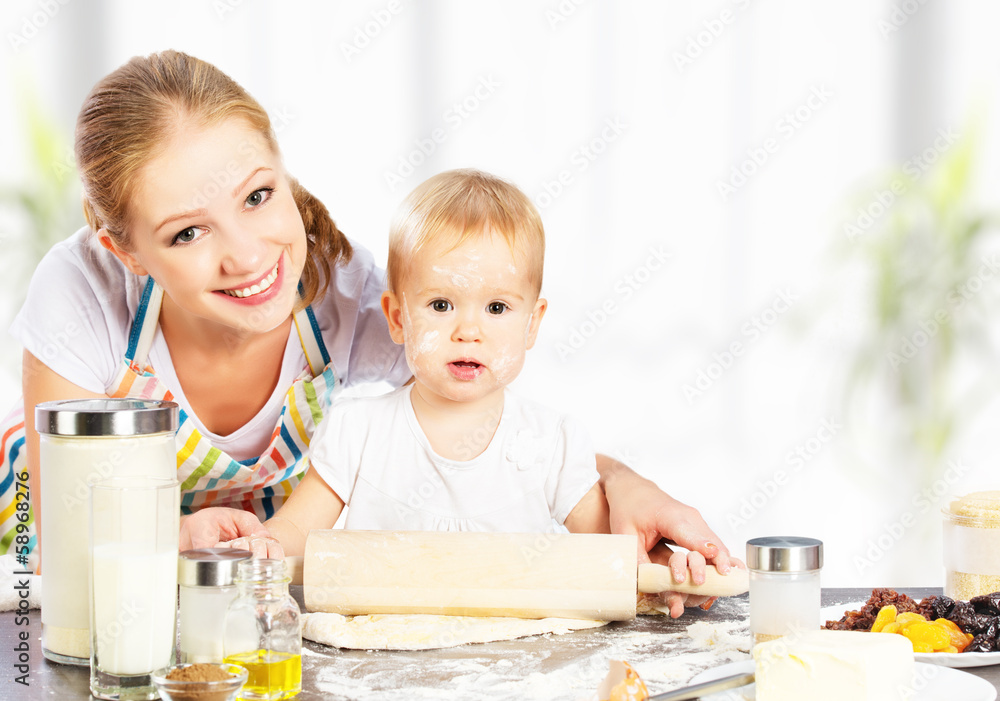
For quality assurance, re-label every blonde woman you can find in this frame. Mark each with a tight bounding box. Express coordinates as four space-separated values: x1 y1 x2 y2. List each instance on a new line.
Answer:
0 53 734 613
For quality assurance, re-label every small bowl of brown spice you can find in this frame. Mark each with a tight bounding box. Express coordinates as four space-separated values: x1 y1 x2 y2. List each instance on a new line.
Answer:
151 663 248 701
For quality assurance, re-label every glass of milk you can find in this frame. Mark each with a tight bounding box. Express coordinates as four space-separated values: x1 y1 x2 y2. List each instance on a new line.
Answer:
89 476 179 701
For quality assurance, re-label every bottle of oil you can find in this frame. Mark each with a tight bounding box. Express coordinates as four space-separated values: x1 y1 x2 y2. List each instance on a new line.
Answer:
223 558 301 700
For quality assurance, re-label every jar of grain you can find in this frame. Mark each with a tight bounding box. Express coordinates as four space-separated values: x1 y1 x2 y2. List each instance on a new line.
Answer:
943 491 1000 600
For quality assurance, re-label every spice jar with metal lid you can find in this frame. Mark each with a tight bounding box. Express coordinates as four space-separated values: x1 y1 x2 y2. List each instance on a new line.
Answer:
36 398 178 665
178 548 253 664
943 491 1000 601
747 536 823 646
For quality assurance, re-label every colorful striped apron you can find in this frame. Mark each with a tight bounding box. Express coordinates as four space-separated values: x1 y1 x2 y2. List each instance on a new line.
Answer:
1 277 338 567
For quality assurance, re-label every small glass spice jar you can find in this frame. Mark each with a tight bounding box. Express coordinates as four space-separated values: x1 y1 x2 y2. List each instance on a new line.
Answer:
178 548 253 663
223 558 302 701
747 536 823 646
942 491 1000 601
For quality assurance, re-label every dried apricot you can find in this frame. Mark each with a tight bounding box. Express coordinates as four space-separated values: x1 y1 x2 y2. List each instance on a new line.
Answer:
902 622 950 651
872 605 897 633
896 612 927 627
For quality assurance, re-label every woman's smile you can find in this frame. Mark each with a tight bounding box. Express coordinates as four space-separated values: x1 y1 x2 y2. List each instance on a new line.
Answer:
218 258 283 304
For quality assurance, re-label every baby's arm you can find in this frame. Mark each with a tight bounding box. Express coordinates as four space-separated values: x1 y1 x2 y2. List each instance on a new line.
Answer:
563 483 611 534
264 468 345 558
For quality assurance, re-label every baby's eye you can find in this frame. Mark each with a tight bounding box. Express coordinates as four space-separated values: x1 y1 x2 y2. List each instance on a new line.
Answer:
430 299 453 313
487 301 509 315
171 227 202 246
245 187 274 208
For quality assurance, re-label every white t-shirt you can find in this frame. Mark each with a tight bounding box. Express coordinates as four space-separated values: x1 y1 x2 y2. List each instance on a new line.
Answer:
310 385 600 532
9 227 411 460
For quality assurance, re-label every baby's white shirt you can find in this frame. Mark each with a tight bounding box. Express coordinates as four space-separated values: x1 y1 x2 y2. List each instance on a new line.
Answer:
310 385 600 532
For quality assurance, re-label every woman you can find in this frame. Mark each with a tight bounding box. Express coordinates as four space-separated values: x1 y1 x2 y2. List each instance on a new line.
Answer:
0 50 733 616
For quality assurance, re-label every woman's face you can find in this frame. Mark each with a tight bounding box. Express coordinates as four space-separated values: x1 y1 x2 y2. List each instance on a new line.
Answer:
110 117 307 338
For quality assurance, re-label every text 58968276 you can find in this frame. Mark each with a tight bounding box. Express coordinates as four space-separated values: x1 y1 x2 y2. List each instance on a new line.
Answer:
12 468 32 687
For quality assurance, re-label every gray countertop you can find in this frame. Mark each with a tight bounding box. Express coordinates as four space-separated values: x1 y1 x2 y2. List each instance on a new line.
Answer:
3 587 999 700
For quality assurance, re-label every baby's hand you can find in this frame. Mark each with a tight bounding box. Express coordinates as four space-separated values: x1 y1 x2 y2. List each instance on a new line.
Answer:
650 543 746 618
218 535 286 560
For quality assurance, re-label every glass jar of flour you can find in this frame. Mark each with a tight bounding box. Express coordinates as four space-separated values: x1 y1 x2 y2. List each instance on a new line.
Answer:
747 536 824 646
36 398 178 665
178 548 252 663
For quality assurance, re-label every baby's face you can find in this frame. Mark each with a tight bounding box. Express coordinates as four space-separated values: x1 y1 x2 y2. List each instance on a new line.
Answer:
385 232 546 408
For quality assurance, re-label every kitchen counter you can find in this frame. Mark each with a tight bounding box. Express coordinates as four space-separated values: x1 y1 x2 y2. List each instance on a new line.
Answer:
4 587 1000 699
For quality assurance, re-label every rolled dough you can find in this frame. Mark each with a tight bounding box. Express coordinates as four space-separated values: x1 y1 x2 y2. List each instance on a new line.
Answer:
301 612 608 651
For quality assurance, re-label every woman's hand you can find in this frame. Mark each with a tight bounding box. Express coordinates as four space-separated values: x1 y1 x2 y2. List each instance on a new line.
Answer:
597 454 735 570
179 507 281 557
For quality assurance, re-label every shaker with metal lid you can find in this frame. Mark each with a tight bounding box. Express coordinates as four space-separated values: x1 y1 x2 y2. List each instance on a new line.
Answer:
36 398 178 665
178 548 253 663
747 536 823 646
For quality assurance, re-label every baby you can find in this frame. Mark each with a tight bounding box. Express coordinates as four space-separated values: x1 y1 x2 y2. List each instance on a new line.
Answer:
260 169 710 611
265 168 608 546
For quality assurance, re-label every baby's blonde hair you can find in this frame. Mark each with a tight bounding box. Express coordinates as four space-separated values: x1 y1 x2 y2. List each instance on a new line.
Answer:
387 169 544 294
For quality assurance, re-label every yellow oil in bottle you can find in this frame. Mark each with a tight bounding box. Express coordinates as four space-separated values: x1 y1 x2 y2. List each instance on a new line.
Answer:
224 649 302 700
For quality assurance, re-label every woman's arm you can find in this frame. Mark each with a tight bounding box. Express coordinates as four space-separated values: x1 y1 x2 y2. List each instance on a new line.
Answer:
597 454 735 572
22 350 107 572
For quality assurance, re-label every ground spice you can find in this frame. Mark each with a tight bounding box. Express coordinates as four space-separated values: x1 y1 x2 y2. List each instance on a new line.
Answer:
166 663 232 682
162 663 238 701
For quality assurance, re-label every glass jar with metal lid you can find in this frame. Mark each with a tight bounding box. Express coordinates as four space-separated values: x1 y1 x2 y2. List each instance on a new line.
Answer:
747 536 823 646
179 548 253 663
35 398 178 665
942 491 1000 601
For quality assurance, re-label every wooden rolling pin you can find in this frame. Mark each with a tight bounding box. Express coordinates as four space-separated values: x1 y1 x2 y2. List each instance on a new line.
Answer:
302 530 747 621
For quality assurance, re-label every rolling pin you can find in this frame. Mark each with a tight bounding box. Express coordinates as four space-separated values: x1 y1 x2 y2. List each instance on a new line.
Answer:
303 530 747 621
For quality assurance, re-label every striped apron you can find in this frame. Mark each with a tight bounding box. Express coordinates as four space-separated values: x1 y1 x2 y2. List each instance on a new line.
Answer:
1 277 338 567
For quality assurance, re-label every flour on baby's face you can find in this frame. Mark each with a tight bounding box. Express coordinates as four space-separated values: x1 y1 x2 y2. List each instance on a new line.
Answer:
394 236 544 406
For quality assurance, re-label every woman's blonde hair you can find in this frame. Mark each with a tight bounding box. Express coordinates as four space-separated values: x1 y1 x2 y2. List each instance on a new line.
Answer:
74 49 350 308
387 169 544 294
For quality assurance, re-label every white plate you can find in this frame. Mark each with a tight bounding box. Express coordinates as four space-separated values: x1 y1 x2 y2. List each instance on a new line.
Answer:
822 601 1000 668
689 660 997 701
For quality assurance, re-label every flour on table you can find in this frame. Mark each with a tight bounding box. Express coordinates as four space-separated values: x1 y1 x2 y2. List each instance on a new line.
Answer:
301 612 607 651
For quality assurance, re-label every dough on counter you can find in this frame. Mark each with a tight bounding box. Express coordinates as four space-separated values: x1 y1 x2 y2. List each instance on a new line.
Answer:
636 593 672 616
301 612 607 651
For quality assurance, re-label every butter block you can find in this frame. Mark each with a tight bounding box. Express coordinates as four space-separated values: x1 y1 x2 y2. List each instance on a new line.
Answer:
753 629 914 701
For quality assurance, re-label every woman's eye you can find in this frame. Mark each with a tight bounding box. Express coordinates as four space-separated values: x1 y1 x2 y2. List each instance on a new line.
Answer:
245 187 274 208
172 227 200 246
430 299 453 312
487 301 508 315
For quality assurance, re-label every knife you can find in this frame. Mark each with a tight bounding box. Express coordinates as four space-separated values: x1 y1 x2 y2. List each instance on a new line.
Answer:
647 671 754 700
